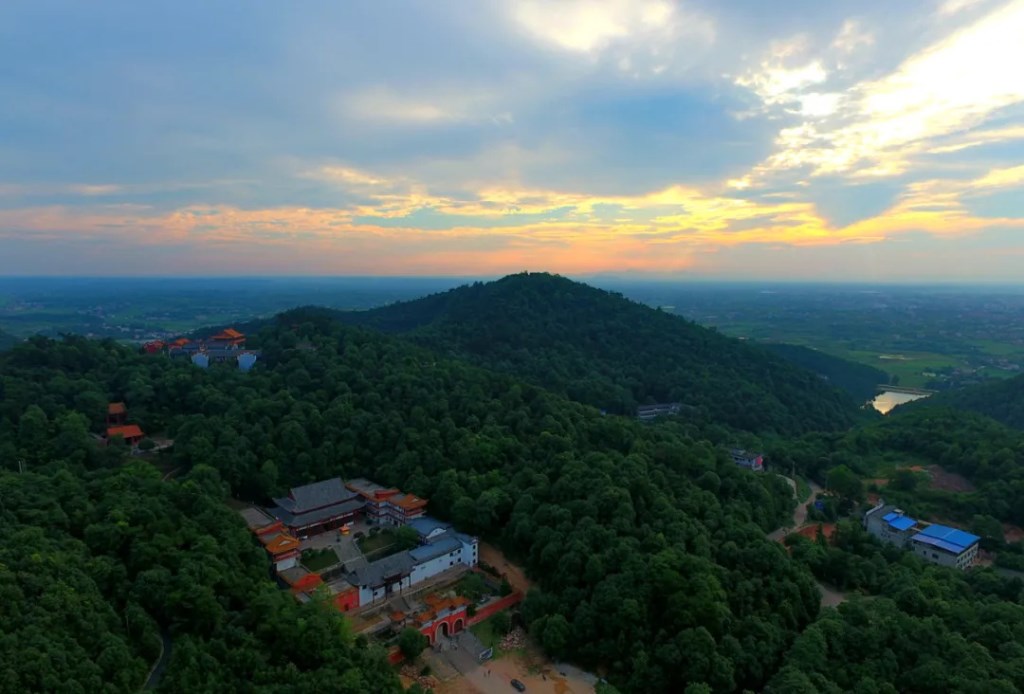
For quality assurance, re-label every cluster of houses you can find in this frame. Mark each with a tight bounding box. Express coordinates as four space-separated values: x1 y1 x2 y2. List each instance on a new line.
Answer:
143 328 260 371
104 402 145 448
729 448 765 472
864 501 980 570
240 477 479 613
636 402 681 421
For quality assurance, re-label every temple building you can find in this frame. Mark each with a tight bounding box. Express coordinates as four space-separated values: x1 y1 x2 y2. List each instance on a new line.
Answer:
241 507 302 571
107 402 127 426
343 517 478 607
268 478 365 538
209 327 246 348
106 424 145 448
346 478 428 526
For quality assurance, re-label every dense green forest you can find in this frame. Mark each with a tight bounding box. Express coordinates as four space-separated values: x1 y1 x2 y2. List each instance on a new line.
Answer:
766 406 1024 530
760 342 888 403
5 297 1024 692
1 321 815 692
771 521 1024 693
332 273 873 435
0 347 402 693
0 328 17 351
901 373 1024 430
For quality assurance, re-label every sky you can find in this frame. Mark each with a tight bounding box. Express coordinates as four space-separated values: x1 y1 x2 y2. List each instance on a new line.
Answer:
2 1 1023 280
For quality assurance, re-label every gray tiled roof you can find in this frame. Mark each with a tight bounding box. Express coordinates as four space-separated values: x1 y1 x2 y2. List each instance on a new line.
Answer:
349 551 416 588
273 478 358 513
268 497 364 529
409 535 461 563
407 516 451 538
239 506 276 530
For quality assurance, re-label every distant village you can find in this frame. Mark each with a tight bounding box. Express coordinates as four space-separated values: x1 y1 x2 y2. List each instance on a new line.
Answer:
143 327 260 371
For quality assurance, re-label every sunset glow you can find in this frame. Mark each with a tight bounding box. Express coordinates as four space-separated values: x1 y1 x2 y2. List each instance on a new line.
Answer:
2 1 1023 279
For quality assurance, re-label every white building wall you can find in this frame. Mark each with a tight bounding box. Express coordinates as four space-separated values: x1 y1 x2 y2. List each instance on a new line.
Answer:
911 540 978 570
387 576 412 594
358 586 375 606
865 514 915 549
460 538 479 567
410 550 461 585
275 555 298 572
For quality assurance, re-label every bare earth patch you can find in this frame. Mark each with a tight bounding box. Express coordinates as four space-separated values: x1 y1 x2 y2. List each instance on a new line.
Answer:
926 465 976 493
436 648 596 694
795 523 837 543
478 543 533 593
1004 524 1024 543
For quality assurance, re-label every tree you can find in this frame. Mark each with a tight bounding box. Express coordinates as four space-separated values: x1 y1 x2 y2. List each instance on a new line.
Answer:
890 468 918 492
540 614 571 658
826 465 863 502
398 628 428 661
491 611 512 635
394 525 420 551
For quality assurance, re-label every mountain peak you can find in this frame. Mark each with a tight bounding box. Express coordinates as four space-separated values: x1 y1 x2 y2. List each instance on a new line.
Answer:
334 273 868 435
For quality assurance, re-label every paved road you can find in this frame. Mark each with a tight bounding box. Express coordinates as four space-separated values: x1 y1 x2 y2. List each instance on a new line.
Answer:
765 476 847 608
143 629 173 690
767 476 823 542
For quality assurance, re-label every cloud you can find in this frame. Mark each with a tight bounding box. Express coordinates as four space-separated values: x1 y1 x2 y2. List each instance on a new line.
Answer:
0 183 125 197
747 0 1024 180
338 86 512 125
303 165 392 188
939 0 985 16
510 0 715 76
971 164 1024 189
832 19 874 54
0 1 1021 279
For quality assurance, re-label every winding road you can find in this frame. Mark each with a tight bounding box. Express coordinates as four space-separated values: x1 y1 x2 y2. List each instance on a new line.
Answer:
768 476 823 542
767 476 847 608
143 628 173 690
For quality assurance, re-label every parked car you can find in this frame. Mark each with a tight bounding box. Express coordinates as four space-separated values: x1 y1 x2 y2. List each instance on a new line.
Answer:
511 679 526 692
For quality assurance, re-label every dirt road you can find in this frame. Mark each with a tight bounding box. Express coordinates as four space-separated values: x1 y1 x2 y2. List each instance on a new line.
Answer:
479 542 533 592
436 650 595 694
767 476 822 542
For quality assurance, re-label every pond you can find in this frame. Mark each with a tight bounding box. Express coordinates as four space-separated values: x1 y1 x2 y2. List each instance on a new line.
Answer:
871 390 929 414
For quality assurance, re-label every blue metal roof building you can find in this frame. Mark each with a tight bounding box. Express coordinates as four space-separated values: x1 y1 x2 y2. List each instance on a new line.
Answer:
882 512 917 532
912 524 980 554
909 523 980 570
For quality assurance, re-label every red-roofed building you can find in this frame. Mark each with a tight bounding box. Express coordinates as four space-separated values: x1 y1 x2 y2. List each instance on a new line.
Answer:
291 572 324 595
239 507 301 570
413 594 471 644
106 424 145 448
107 402 127 426
346 478 428 526
210 328 245 348
142 340 165 354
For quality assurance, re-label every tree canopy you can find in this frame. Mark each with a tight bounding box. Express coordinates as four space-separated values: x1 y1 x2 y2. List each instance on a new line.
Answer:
331 272 873 435
3 295 1024 692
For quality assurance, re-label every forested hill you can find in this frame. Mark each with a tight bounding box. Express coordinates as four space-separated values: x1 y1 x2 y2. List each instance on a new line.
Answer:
0 327 18 351
1 324 819 692
332 272 871 435
760 342 888 403
6 321 1024 691
900 373 1024 430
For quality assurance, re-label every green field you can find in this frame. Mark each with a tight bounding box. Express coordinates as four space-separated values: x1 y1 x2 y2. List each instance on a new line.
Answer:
714 325 1013 389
